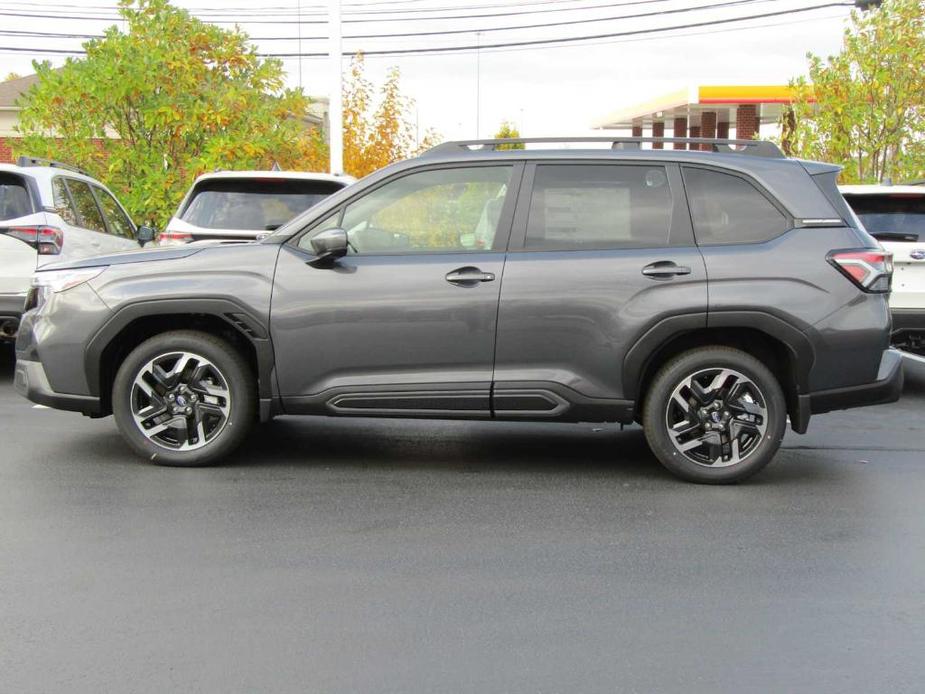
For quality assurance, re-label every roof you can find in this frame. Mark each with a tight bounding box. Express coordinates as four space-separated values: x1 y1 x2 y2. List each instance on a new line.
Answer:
0 73 42 109
839 184 925 195
193 170 355 185
593 84 814 129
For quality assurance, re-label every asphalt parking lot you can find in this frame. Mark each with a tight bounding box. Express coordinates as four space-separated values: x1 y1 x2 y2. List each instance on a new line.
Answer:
1 344 924 693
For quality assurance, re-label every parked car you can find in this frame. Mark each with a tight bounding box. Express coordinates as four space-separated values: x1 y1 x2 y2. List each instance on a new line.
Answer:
15 137 901 483
840 184 925 357
157 170 354 245
0 156 151 341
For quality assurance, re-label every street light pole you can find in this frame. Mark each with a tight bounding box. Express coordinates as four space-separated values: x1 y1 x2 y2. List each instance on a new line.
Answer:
329 0 344 175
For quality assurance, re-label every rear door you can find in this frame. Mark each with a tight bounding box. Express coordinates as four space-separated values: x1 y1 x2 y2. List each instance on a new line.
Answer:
492 161 708 420
53 177 110 262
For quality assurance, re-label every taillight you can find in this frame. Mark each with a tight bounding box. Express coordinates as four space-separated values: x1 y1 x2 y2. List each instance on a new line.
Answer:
828 249 893 293
2 225 64 255
156 230 193 246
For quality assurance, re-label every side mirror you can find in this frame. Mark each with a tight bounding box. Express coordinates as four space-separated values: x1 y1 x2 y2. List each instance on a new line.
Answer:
136 225 156 246
310 228 348 262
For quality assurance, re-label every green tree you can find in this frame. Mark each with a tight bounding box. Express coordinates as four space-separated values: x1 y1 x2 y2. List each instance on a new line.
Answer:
16 0 324 226
783 0 925 182
493 120 524 149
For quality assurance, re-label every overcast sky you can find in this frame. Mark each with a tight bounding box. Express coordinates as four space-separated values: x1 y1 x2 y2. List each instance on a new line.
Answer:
0 0 853 141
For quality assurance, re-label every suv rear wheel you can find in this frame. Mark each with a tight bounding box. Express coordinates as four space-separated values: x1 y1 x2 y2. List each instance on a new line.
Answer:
112 330 255 466
642 346 786 484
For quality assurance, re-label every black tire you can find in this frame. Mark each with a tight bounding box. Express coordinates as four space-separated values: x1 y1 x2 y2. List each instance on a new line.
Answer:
112 330 256 467
642 346 787 484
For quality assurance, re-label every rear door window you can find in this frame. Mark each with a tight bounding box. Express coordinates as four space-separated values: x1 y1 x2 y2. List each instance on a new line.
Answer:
0 174 33 221
524 164 673 250
94 186 135 239
842 193 925 241
181 178 345 231
51 177 80 226
64 179 107 233
683 167 789 245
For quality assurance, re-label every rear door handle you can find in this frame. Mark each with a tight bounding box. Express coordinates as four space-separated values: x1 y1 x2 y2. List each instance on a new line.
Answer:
446 266 496 285
641 261 692 279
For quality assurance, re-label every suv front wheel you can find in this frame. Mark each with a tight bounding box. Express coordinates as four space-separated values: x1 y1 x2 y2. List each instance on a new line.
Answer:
112 330 256 466
642 347 787 484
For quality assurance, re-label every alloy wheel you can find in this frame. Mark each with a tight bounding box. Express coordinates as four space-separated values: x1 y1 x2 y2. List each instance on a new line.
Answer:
664 367 768 468
130 351 232 451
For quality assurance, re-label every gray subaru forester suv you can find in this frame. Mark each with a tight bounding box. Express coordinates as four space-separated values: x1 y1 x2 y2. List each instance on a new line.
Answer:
14 138 903 483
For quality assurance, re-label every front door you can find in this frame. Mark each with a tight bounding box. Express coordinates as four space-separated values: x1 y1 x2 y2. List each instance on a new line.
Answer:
271 163 520 417
492 161 709 421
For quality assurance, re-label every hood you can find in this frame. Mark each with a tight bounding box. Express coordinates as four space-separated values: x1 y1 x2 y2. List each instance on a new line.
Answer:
37 245 205 271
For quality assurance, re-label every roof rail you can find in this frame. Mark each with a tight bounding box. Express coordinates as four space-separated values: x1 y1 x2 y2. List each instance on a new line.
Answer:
425 137 784 159
16 155 91 177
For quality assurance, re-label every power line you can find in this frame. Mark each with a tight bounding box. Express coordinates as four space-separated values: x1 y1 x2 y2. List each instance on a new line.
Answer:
0 3 854 57
0 0 685 24
0 9 851 60
0 0 780 42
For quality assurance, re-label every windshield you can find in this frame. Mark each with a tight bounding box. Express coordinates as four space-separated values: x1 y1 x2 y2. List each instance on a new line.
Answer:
0 174 32 221
843 193 925 240
180 178 344 231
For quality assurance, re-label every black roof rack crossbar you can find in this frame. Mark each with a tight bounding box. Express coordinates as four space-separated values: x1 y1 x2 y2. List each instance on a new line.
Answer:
16 155 91 177
425 137 784 159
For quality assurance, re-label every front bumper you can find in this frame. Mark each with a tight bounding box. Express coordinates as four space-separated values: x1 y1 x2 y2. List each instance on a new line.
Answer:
14 359 102 416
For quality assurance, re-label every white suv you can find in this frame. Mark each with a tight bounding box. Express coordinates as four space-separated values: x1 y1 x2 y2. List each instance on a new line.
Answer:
157 170 354 245
841 184 925 359
0 157 146 340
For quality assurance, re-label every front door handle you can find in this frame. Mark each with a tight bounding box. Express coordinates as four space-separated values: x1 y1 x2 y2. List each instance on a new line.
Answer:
641 261 692 279
445 266 496 285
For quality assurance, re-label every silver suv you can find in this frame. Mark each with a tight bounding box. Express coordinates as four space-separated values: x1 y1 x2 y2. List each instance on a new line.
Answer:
14 138 903 483
1 157 149 340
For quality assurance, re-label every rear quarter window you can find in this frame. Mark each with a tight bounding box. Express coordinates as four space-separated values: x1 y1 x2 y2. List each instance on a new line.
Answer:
683 167 789 245
0 173 33 221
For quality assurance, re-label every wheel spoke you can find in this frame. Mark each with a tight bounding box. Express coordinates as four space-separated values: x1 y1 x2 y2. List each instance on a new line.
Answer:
665 366 770 469
130 350 232 451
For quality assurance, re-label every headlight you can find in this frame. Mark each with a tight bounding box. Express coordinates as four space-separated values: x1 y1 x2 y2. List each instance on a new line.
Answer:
31 267 107 294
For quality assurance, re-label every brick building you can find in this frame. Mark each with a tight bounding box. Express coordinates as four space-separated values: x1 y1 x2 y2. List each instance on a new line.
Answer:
0 73 42 163
593 84 812 147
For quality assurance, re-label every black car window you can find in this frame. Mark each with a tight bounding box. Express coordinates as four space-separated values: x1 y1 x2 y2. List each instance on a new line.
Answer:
524 164 672 250
181 178 344 231
683 167 788 245
0 174 32 221
337 166 513 254
94 186 135 239
51 177 80 226
842 193 925 241
65 179 107 233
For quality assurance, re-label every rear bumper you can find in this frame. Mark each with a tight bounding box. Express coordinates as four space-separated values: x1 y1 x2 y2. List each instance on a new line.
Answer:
891 308 925 335
14 358 102 416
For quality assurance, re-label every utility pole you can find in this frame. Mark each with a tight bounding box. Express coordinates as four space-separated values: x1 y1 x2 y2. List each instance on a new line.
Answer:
475 31 481 139
329 0 344 175
296 0 302 88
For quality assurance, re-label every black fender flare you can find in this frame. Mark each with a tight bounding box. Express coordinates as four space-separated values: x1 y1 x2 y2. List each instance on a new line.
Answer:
84 298 275 400
622 309 816 404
